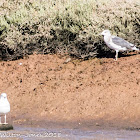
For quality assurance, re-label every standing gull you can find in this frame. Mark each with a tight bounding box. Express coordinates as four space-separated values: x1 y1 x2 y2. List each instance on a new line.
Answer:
101 30 139 60
0 93 10 124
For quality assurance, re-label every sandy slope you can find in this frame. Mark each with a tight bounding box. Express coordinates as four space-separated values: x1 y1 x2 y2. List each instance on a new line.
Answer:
0 54 140 129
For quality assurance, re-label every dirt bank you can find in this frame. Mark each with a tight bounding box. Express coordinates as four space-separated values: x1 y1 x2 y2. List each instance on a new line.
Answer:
0 54 140 129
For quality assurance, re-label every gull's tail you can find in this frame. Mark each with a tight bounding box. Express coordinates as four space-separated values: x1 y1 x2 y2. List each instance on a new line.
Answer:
131 45 139 51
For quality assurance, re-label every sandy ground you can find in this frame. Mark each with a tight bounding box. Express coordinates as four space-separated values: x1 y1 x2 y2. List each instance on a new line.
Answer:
0 53 140 131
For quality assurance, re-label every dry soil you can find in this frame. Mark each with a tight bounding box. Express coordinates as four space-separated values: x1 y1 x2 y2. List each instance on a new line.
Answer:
0 53 140 130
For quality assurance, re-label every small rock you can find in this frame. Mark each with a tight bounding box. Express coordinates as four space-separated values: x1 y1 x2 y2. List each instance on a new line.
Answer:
95 123 100 126
64 58 71 64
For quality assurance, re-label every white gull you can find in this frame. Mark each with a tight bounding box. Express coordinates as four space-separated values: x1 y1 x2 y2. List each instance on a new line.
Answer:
0 93 10 124
101 30 139 60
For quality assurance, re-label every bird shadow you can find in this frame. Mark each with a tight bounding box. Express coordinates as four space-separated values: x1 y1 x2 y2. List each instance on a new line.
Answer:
98 51 139 59
119 52 138 58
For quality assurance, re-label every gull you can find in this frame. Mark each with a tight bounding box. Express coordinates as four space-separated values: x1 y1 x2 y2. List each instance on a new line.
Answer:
101 30 139 60
0 93 10 124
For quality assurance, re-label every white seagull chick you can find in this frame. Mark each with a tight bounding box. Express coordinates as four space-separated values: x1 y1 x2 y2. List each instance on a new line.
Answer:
101 30 139 60
0 93 10 124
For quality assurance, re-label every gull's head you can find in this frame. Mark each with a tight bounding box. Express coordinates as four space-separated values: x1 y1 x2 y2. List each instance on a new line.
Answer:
1 93 7 99
101 30 111 36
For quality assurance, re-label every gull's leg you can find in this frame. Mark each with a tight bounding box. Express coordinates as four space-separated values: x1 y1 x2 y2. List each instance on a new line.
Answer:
4 114 8 124
0 116 2 124
115 50 119 61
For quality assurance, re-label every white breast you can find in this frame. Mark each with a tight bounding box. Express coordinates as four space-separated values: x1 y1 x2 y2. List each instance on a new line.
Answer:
0 99 10 114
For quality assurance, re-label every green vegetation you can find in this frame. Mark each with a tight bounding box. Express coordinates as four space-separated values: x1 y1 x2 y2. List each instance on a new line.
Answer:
0 0 139 60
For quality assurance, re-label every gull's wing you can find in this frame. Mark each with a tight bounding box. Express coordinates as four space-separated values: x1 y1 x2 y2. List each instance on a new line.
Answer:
111 36 134 49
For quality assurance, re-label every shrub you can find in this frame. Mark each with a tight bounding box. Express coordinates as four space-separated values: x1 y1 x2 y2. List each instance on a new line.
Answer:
0 0 139 60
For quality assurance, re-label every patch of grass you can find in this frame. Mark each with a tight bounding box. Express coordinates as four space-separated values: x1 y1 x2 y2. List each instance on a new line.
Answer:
0 124 13 131
0 0 139 60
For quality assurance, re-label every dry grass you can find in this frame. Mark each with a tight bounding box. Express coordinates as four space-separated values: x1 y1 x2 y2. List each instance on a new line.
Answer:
0 0 140 60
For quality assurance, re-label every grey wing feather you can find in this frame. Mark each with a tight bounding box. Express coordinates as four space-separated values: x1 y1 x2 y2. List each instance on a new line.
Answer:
111 36 134 49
